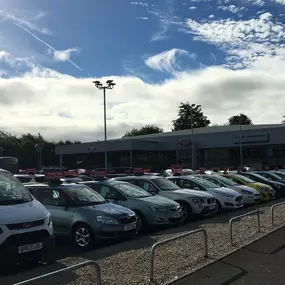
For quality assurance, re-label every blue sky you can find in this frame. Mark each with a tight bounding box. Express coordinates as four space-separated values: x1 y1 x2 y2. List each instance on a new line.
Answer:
1 0 285 141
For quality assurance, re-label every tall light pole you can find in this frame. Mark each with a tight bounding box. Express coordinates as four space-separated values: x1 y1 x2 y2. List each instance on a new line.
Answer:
190 104 201 170
0 147 4 157
35 144 43 171
92 79 116 173
239 117 243 169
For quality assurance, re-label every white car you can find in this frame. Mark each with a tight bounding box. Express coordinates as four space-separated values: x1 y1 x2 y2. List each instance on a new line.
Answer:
0 169 54 268
167 176 243 210
199 174 261 204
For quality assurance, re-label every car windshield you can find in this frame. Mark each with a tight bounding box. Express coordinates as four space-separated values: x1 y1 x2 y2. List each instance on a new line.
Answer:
250 173 269 181
0 172 32 205
64 186 106 205
274 172 285 179
264 172 282 180
192 177 219 188
114 183 151 198
214 175 239 186
153 178 181 190
233 174 255 183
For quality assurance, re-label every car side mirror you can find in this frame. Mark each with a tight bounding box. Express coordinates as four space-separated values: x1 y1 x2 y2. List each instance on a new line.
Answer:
106 193 117 200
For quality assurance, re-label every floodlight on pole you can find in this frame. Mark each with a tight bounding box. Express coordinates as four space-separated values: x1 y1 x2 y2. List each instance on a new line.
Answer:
92 79 116 173
190 104 201 170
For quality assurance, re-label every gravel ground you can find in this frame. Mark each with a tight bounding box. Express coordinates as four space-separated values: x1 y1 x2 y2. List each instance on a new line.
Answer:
2 198 285 285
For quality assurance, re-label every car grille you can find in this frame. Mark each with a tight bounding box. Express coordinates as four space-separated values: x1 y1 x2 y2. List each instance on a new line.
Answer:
235 196 243 202
6 219 45 230
207 198 215 204
119 215 136 224
5 230 50 246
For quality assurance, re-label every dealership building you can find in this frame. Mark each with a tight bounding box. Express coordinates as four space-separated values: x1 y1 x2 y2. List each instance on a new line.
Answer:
55 124 285 170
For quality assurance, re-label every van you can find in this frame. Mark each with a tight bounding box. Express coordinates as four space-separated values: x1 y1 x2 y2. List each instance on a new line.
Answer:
0 169 54 268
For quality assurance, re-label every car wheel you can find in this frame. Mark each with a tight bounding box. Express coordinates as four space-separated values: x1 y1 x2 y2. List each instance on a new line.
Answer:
179 202 192 222
73 224 93 249
216 200 223 212
134 211 146 233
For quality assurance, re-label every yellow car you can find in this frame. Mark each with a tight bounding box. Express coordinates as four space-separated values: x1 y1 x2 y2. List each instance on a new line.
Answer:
220 173 275 202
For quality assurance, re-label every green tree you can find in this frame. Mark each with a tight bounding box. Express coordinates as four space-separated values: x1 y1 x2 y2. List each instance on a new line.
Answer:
228 113 253 125
122 125 163 138
172 103 211 131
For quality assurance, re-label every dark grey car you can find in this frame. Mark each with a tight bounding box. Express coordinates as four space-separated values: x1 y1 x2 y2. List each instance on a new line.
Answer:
26 183 137 248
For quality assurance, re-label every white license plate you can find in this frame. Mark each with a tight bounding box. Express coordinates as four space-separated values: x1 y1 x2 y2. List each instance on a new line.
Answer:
124 223 136 231
18 242 43 254
209 205 216 210
173 211 182 218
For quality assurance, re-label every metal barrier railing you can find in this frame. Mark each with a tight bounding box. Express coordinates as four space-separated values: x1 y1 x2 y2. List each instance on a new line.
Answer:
229 210 260 246
13 260 101 285
271 201 285 226
149 228 208 284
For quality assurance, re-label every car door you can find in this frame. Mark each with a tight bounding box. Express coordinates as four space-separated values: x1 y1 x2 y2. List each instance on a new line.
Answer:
168 178 183 188
32 188 71 235
135 179 159 194
180 179 206 191
204 177 222 187
96 184 128 207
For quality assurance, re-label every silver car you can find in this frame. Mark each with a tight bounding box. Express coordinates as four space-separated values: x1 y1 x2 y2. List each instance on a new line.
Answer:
112 176 217 220
199 174 261 204
25 183 137 248
84 180 183 232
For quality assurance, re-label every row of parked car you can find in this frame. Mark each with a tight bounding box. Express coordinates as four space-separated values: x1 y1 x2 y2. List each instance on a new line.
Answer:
0 168 284 268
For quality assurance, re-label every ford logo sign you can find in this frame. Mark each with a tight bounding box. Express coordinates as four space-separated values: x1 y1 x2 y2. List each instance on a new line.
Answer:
22 223 33 229
179 139 192 147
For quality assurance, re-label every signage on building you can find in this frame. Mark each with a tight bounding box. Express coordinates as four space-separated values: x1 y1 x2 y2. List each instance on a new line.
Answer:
232 133 269 144
179 138 192 147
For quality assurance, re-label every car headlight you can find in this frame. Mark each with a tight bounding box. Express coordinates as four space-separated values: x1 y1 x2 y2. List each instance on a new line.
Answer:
213 191 234 198
149 206 168 212
191 198 204 204
95 216 118 224
47 216 52 228
241 190 252 195
259 187 268 192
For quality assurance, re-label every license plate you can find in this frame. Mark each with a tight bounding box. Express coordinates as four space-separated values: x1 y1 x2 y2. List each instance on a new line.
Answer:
209 205 216 210
18 242 42 254
124 223 136 231
173 211 182 218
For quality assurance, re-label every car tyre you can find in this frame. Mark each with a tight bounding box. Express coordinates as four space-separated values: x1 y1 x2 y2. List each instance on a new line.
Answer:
134 211 146 233
179 202 192 222
216 199 223 212
72 223 93 249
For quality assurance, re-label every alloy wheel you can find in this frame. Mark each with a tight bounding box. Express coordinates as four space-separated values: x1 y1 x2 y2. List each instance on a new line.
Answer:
75 227 91 247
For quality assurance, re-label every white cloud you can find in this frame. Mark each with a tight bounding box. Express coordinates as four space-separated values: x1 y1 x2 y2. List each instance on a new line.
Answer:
145 49 195 73
218 5 246 13
189 6 197 9
50 48 80 62
0 9 51 35
0 50 9 60
1 61 285 142
275 0 285 4
136 16 149 20
186 13 285 68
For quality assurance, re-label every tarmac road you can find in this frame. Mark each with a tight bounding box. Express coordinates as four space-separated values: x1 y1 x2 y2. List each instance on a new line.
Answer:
170 226 285 285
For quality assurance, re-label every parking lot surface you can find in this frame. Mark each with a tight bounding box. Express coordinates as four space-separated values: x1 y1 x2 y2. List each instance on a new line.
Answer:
171 226 285 285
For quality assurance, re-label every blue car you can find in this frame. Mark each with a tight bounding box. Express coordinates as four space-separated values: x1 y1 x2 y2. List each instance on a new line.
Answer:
254 171 285 185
